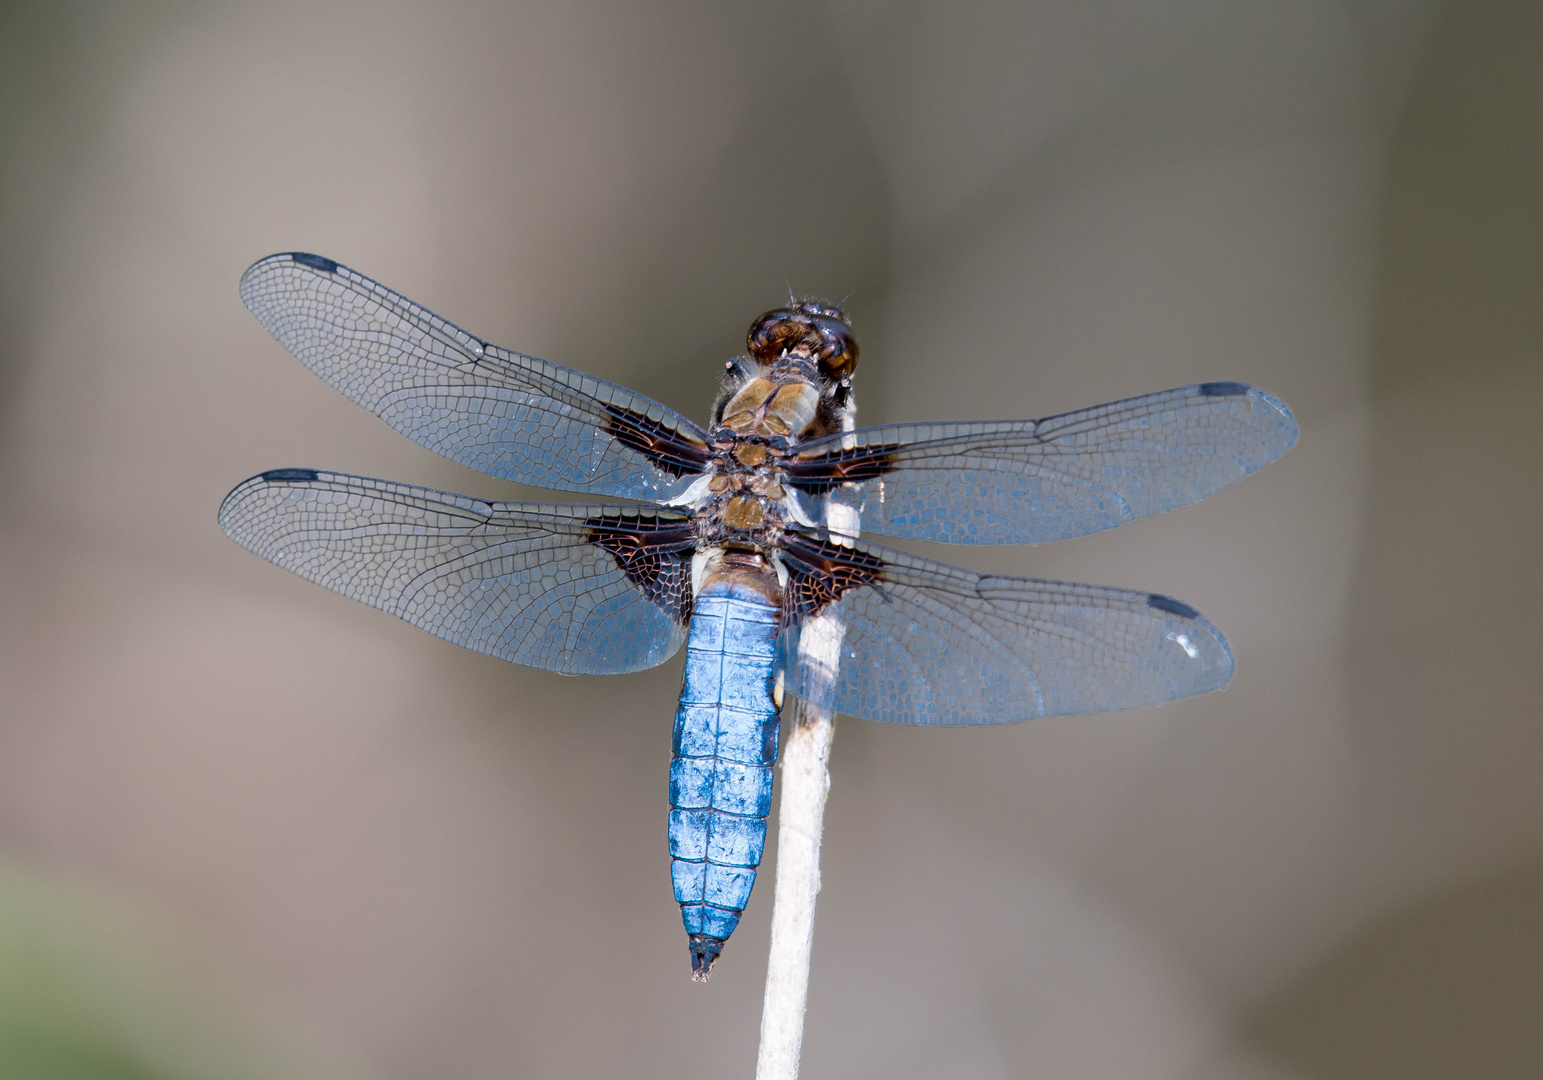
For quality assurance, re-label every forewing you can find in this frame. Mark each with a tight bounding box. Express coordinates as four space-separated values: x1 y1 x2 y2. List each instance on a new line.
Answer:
779 533 1234 725
785 382 1298 544
219 469 695 674
240 253 712 500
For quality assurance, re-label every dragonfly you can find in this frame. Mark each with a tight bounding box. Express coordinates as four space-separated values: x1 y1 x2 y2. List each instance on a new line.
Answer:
220 252 1298 980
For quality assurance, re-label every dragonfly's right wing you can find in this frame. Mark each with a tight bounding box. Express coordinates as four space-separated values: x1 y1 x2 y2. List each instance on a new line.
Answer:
240 253 713 501
786 382 1297 544
779 530 1234 725
219 469 696 674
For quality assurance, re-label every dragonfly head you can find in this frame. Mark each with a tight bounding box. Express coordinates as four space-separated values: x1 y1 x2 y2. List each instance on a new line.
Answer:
747 301 858 380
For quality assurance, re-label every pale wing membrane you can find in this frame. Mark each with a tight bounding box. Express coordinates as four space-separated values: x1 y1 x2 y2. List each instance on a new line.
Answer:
218 470 692 674
239 253 711 500
781 537 1233 725
788 383 1298 544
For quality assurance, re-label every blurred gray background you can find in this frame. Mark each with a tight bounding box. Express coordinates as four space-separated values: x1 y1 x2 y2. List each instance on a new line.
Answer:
1 0 1540 1077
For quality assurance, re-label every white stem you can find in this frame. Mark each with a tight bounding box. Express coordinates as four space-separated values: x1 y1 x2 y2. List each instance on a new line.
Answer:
756 382 855 1079
755 693 835 1080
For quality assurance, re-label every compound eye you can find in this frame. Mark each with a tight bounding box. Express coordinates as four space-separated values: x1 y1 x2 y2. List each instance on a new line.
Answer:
748 308 802 363
812 316 858 378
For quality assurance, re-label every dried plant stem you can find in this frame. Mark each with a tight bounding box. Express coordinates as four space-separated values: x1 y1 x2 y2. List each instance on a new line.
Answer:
755 388 855 1079
755 692 836 1080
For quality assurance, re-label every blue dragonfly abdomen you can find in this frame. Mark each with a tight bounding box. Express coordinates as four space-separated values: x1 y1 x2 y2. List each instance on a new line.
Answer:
668 576 783 980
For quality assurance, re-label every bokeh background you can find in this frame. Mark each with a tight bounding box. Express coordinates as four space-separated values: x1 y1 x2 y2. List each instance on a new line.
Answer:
1 0 1540 1077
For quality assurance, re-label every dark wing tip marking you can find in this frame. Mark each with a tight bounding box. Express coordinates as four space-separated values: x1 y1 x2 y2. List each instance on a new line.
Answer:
287 252 340 274
260 467 320 482
1197 380 1252 397
1147 593 1200 619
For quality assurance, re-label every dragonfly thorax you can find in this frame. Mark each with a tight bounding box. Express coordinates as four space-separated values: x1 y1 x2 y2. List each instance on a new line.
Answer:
717 376 820 438
697 465 794 551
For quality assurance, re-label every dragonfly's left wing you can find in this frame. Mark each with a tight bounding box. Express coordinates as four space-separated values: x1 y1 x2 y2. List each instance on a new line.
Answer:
219 469 696 674
779 531 1233 725
240 253 713 501
785 382 1297 544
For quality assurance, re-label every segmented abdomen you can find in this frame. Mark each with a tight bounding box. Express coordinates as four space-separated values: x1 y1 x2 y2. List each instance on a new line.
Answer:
668 580 782 978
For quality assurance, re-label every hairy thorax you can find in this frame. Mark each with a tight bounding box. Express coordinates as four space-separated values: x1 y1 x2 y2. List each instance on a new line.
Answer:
688 303 860 599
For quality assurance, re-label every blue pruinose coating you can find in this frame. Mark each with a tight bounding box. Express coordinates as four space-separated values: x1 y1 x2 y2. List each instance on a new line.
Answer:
668 581 781 966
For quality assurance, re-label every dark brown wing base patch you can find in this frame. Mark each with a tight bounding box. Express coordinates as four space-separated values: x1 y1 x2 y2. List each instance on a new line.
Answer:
784 443 901 494
586 513 698 626
603 405 713 479
779 532 886 622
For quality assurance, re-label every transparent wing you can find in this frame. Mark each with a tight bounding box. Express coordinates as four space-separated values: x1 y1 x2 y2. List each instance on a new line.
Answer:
779 533 1233 725
218 468 696 674
240 253 712 501
786 382 1297 544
